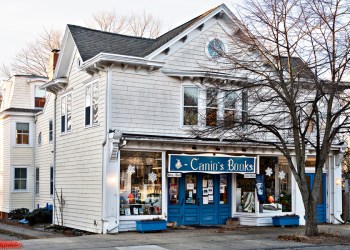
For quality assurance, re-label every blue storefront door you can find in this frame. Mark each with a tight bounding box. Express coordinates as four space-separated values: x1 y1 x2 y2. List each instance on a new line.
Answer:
168 173 231 225
306 173 327 223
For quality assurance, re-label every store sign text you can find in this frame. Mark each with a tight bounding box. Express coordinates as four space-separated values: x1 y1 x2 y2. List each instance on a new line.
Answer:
169 154 256 173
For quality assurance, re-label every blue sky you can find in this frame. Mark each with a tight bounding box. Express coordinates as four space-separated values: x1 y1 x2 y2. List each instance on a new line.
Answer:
0 0 240 67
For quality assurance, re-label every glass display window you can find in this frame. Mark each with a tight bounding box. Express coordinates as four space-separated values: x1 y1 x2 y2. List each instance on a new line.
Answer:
236 174 255 213
259 156 292 213
169 177 179 205
120 151 162 216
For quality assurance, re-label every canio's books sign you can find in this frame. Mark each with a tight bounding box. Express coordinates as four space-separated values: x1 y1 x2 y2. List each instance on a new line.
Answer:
169 154 256 174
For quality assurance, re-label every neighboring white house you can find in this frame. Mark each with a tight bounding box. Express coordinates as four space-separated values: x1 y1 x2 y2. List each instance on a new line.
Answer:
0 75 48 219
0 4 345 233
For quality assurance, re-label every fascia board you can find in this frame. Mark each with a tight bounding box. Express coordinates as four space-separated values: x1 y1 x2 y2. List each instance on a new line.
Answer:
145 5 237 60
78 53 165 71
54 26 78 79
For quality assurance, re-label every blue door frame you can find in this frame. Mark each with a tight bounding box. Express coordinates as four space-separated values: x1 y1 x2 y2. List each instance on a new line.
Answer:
168 173 231 225
306 173 327 223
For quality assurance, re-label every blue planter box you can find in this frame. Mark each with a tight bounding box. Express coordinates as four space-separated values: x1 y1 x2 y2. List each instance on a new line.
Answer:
136 220 167 233
272 216 299 227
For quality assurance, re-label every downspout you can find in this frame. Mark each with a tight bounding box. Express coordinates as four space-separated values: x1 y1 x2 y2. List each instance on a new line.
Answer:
53 94 57 225
33 114 38 210
101 67 111 234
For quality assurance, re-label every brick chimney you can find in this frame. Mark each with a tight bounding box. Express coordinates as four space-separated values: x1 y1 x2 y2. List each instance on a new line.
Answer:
48 49 60 81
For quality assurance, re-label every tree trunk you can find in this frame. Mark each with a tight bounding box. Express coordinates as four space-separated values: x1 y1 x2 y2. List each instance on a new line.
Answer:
304 197 319 236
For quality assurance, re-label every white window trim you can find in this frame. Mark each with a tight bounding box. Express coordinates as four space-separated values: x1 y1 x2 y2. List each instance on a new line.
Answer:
181 84 242 129
11 166 29 192
118 150 167 220
60 92 73 135
14 121 33 147
84 80 99 128
29 82 46 109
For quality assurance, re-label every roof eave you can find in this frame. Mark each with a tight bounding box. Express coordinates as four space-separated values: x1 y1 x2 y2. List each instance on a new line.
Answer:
78 53 165 73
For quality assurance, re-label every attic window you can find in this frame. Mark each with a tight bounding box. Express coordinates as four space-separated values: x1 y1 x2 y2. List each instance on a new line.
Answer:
35 86 46 108
207 38 225 59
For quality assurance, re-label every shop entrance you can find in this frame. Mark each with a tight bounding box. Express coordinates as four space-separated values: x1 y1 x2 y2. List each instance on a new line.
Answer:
168 173 231 225
306 173 327 223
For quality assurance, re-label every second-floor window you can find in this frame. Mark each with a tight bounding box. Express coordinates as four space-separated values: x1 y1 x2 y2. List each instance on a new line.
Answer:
35 86 46 108
16 122 29 145
35 167 39 195
85 81 99 127
49 120 53 142
183 86 198 126
61 93 72 133
182 86 245 127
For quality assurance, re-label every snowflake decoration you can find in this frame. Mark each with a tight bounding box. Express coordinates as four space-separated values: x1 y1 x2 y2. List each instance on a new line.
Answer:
278 170 286 180
265 167 273 176
148 172 157 183
126 164 135 175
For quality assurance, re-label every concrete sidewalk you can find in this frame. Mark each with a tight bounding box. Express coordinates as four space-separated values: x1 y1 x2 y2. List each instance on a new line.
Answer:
15 224 350 250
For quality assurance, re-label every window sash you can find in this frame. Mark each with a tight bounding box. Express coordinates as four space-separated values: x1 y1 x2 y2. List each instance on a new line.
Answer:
14 168 27 191
50 166 54 196
35 168 39 195
183 87 199 126
49 120 53 141
61 94 72 133
16 123 29 144
85 82 99 127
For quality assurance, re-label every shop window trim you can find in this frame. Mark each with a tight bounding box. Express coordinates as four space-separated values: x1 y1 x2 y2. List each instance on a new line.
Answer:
118 150 166 220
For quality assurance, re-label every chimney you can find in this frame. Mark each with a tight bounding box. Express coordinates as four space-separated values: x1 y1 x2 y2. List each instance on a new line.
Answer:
48 49 60 81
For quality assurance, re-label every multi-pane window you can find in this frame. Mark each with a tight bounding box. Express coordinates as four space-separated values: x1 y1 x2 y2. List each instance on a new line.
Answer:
242 91 248 125
35 86 46 108
49 120 53 142
206 88 218 126
14 167 28 191
85 81 99 127
183 86 198 125
224 92 237 127
16 123 29 144
61 93 72 133
50 166 54 196
35 167 39 195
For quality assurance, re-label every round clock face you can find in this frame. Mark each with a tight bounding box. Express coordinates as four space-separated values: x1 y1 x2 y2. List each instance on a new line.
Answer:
207 38 225 59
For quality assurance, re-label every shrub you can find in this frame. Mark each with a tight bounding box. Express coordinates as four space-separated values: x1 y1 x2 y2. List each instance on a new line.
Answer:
8 208 29 220
25 208 52 226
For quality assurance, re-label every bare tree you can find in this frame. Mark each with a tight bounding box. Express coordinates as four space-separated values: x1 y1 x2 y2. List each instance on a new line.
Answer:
8 27 62 77
90 10 162 38
0 63 12 79
195 0 350 236
89 10 128 34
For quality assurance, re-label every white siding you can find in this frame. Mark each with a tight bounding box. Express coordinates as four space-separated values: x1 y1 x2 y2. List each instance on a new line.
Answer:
34 94 55 208
0 118 11 212
54 52 105 233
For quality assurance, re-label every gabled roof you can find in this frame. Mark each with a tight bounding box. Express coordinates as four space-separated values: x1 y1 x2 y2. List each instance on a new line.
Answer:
68 25 155 61
68 5 222 62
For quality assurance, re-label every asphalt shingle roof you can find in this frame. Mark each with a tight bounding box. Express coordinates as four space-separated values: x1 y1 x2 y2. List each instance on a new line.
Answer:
68 5 221 61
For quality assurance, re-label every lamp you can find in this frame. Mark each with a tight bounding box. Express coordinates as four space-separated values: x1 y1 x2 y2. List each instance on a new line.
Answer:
336 178 341 186
192 145 197 150
216 146 221 151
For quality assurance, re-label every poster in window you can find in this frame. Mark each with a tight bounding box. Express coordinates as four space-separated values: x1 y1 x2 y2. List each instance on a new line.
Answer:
220 175 227 186
203 188 208 195
203 196 209 205
220 186 225 194
207 187 213 195
208 195 214 201
187 183 194 190
125 208 131 216
202 179 208 188
255 174 266 202
208 179 213 187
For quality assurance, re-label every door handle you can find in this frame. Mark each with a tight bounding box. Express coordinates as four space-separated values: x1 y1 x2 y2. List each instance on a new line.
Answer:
181 198 184 206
